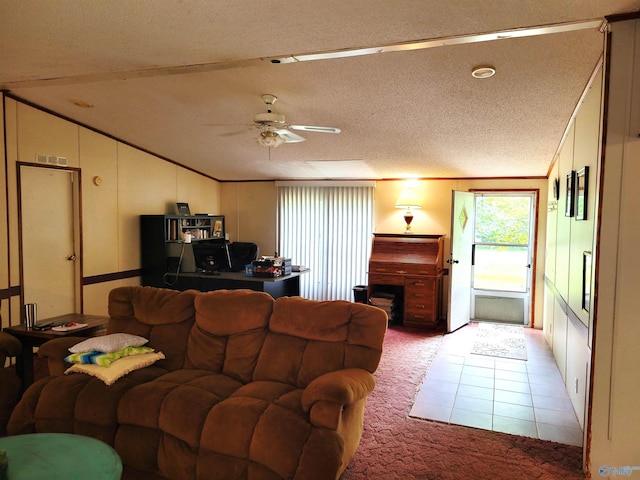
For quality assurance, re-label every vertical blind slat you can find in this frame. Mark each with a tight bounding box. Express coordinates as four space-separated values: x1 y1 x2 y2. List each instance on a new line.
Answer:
277 185 373 300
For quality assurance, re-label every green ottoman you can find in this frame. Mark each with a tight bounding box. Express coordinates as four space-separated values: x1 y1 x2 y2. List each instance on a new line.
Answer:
0 433 122 479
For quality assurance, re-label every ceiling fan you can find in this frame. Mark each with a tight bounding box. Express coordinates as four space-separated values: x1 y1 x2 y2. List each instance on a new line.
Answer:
252 94 341 148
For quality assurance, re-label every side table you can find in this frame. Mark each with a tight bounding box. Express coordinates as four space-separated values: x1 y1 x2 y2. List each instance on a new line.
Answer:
0 432 122 479
3 313 108 390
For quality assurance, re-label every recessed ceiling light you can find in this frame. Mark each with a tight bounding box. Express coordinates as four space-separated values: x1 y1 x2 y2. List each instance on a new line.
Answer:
471 66 496 79
70 99 94 108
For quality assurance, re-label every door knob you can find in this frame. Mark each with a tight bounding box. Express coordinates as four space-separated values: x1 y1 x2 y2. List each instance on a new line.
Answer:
67 254 76 261
446 259 459 264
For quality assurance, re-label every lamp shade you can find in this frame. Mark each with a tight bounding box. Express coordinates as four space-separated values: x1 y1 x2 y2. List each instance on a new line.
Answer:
395 188 422 209
257 130 284 148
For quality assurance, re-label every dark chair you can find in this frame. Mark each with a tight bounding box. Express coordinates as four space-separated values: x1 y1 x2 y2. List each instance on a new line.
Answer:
0 331 22 436
228 242 259 271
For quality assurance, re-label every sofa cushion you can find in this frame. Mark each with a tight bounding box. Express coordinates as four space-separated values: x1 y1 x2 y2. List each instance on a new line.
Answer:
198 380 343 479
116 369 246 477
107 286 197 371
7 286 198 441
8 365 169 444
253 297 387 387
185 289 274 383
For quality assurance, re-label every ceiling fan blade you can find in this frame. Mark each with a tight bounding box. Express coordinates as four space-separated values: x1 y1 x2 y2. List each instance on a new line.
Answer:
289 125 341 134
202 122 254 128
218 130 250 137
275 128 306 143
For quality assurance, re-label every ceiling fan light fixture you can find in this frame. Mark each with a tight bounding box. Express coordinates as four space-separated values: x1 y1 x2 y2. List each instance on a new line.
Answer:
471 65 496 79
257 130 284 148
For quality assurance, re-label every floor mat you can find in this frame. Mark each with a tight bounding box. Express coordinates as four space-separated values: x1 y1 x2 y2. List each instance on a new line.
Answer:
471 322 527 360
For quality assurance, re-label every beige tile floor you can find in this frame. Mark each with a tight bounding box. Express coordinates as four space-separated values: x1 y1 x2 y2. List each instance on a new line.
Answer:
410 322 583 447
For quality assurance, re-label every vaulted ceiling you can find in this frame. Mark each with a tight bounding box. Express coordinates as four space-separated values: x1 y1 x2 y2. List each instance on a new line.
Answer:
2 1 639 181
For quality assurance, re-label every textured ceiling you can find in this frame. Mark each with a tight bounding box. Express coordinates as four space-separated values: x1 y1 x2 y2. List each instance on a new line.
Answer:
1 1 639 181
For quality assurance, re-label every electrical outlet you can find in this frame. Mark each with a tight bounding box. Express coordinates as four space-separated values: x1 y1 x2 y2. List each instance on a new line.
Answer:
574 377 579 394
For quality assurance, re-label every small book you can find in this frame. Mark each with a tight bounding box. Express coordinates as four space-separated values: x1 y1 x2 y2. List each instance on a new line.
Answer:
51 323 89 332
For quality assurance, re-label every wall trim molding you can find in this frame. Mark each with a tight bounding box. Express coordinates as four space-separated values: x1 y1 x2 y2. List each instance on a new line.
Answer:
82 270 142 285
544 275 589 343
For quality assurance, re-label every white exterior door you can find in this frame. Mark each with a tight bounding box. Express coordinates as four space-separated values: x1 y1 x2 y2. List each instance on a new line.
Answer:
447 191 474 332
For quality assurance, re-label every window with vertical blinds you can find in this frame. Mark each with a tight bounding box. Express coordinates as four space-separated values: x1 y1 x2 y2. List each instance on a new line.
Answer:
277 184 374 301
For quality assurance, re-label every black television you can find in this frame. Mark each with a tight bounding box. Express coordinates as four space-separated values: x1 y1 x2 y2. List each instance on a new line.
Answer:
192 240 232 274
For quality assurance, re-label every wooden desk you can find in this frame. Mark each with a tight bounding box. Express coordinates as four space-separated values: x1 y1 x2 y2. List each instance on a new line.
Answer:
368 234 445 328
159 271 303 298
3 313 108 389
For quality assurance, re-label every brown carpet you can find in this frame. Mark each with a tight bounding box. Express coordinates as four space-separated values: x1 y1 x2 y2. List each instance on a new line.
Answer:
340 327 585 480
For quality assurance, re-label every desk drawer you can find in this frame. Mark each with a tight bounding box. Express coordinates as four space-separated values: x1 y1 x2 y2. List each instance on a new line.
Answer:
404 310 437 327
404 276 437 327
405 302 436 316
369 262 435 276
404 277 436 293
368 273 404 286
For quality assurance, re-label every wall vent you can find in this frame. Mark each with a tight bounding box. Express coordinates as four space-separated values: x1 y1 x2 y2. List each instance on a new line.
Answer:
35 154 68 166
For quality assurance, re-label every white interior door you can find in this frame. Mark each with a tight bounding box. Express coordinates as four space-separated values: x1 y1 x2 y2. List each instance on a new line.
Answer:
20 166 78 319
447 191 474 332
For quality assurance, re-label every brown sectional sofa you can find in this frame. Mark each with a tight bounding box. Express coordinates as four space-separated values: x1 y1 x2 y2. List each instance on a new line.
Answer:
0 331 22 436
8 286 387 479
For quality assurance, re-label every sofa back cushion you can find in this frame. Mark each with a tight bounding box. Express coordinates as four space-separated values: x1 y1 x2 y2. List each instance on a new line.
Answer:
107 286 197 371
185 289 274 383
253 297 387 388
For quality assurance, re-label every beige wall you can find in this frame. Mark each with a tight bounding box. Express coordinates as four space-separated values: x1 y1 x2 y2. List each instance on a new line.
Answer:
220 182 277 258
0 97 222 322
543 66 602 434
589 18 640 473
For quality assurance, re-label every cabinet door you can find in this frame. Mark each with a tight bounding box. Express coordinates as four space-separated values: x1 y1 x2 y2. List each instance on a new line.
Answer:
404 277 437 327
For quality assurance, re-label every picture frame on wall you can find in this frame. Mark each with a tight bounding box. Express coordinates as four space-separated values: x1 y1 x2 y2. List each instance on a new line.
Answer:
553 177 560 201
575 166 589 221
176 202 191 216
582 251 592 312
565 170 576 217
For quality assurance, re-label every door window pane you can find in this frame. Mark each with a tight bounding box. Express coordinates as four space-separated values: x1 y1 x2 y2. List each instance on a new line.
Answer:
475 196 531 245
473 195 532 293
473 245 528 292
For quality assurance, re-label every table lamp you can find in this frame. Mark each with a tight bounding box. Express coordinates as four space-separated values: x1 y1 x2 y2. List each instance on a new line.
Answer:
395 188 422 234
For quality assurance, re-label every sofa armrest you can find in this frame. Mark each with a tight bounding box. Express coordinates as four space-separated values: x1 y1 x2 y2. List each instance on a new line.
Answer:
302 368 375 412
301 368 375 430
0 332 21 365
37 337 83 376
